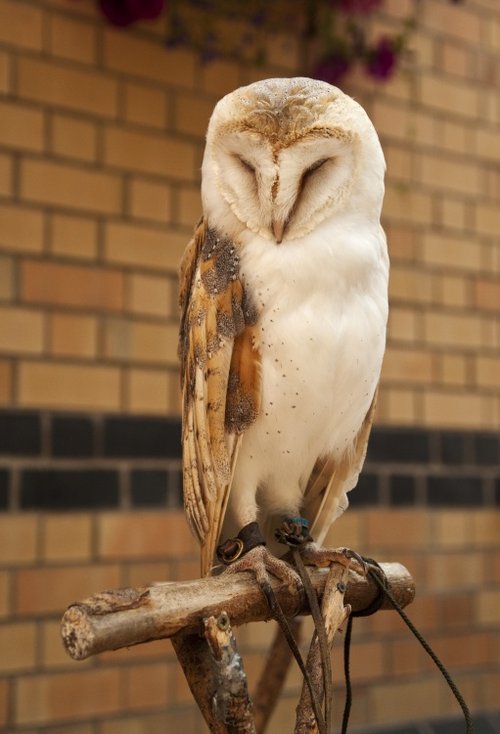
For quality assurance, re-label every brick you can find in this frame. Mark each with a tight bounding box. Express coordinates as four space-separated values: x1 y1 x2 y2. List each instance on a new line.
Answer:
124 82 167 129
100 712 201 734
18 362 122 411
389 265 436 305
422 233 481 272
42 514 93 562
105 222 187 271
423 1 481 44
0 49 9 93
21 260 124 311
0 204 44 253
123 561 171 588
15 669 121 724
127 368 175 414
105 126 197 180
0 678 7 727
370 679 441 725
423 552 483 593
18 57 118 117
432 511 471 549
104 29 196 88
440 42 471 78
439 118 470 154
477 127 500 164
0 306 44 355
49 312 98 358
51 113 97 162
423 311 485 349
128 273 174 317
200 59 240 96
0 515 37 564
377 387 417 424
0 360 12 404
0 0 43 50
51 213 98 260
385 145 413 182
0 100 44 151
98 511 196 559
476 202 499 238
420 74 479 119
366 510 431 552
124 663 170 709
423 391 486 429
104 318 178 366
469 510 500 547
438 354 468 387
382 347 435 385
474 278 500 311
420 154 481 196
388 306 420 343
176 186 201 228
430 631 492 669
438 274 470 308
21 159 122 215
129 178 171 223
0 622 37 672
0 254 14 300
384 186 432 225
15 564 121 615
0 153 12 195
48 13 97 64
440 198 467 231
175 93 214 137
373 100 436 145
475 356 500 388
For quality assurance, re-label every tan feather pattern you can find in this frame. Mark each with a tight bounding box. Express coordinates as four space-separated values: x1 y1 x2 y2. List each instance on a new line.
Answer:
179 220 261 576
303 390 378 545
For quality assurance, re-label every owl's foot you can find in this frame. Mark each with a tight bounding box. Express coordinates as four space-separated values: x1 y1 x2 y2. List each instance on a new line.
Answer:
299 541 368 577
221 543 301 597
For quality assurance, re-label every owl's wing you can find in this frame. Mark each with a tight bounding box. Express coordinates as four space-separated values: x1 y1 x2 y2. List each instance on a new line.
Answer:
179 219 261 576
302 391 378 545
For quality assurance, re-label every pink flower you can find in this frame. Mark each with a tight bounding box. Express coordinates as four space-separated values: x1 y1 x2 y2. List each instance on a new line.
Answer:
366 37 397 79
313 53 351 86
337 0 383 13
99 0 165 27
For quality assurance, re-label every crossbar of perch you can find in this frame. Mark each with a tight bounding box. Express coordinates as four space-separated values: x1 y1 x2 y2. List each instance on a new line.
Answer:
61 562 414 661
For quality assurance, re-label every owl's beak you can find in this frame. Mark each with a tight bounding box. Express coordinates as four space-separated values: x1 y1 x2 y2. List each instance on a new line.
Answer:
272 220 285 244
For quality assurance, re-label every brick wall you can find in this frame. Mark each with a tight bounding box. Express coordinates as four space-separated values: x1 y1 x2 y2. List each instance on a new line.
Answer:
0 0 499 732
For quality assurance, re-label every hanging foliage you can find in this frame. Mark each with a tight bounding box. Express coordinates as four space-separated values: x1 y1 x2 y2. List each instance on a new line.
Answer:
89 0 461 86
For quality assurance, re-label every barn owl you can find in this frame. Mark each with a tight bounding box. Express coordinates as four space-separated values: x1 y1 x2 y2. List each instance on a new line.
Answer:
179 77 389 581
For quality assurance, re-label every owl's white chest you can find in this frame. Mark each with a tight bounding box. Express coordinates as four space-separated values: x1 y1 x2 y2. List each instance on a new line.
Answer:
230 218 388 519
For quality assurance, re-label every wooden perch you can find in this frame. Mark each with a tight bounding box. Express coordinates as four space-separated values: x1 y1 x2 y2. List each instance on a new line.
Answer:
61 562 414 661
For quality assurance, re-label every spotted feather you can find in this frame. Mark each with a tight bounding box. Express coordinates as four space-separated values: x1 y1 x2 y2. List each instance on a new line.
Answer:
179 220 261 576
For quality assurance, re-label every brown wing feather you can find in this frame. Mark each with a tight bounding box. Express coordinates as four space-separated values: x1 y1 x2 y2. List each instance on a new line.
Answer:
303 390 378 545
179 221 261 576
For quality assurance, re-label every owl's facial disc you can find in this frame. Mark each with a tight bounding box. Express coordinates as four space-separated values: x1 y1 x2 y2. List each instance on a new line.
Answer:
211 127 357 242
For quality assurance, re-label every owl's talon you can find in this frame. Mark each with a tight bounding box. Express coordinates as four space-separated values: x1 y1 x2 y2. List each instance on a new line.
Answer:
222 543 302 598
299 542 368 576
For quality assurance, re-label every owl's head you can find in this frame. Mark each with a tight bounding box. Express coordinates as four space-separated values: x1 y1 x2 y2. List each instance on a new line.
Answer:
201 77 386 243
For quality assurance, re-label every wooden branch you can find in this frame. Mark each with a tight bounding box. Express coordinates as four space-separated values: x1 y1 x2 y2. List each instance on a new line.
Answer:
253 618 302 734
204 613 256 732
61 562 415 662
295 563 351 734
172 611 256 734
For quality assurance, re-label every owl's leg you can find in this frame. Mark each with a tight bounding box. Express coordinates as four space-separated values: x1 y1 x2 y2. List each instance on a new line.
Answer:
299 541 367 576
218 521 301 593
275 518 367 576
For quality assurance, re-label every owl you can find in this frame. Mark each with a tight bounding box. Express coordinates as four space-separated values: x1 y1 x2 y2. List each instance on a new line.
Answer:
179 77 389 580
